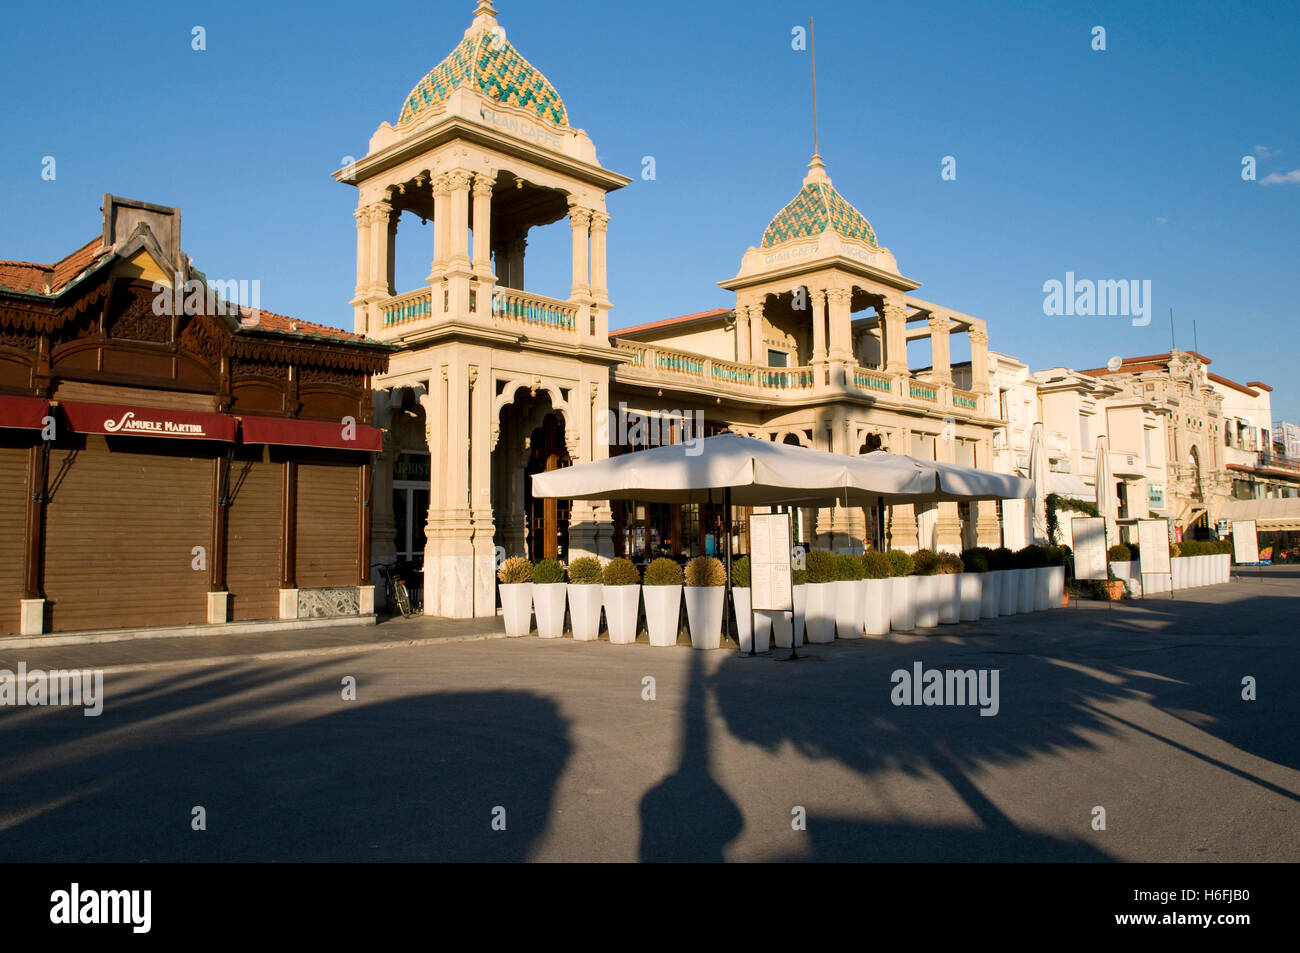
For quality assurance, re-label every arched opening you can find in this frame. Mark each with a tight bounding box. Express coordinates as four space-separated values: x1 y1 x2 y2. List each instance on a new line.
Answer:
524 414 571 561
491 387 570 562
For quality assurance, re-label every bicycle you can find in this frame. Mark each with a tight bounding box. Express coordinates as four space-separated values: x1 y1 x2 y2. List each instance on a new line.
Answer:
372 563 413 618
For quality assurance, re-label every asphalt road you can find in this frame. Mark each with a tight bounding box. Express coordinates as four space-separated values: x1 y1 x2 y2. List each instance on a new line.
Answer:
2 567 1297 862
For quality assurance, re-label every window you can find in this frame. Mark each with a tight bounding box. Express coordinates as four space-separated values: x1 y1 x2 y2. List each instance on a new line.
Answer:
998 389 1009 421
1144 427 1157 461
767 348 788 368
1079 414 1091 448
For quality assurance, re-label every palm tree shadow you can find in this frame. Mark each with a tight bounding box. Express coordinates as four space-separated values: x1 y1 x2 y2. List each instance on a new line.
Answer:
639 647 743 861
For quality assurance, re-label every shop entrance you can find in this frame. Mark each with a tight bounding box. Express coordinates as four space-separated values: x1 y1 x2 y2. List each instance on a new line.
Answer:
523 414 570 561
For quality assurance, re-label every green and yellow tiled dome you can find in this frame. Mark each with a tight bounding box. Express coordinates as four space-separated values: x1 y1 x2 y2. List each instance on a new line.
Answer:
761 161 879 249
398 19 568 127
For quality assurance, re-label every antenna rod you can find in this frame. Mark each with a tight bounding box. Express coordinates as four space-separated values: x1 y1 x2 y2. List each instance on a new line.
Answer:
1193 319 1199 355
1169 308 1175 351
810 17 818 156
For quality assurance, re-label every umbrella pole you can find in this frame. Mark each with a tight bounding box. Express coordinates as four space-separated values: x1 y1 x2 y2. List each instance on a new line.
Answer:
723 486 742 652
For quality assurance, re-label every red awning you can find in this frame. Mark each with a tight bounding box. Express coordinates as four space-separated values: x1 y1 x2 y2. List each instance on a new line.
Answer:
239 415 382 452
60 400 237 442
0 395 50 430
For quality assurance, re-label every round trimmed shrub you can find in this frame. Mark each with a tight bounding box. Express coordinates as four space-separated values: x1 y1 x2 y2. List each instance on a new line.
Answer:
912 549 941 575
792 568 808 586
887 549 914 577
644 557 684 587
938 552 964 574
834 553 864 581
533 558 565 584
961 547 991 573
568 556 603 586
497 556 533 585
990 547 1015 571
805 549 837 584
1107 543 1132 562
861 550 892 579
685 555 726 587
1015 545 1048 569
731 555 751 588
602 557 641 586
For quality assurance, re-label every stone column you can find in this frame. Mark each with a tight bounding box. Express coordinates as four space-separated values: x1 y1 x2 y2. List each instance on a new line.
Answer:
750 300 765 366
368 200 392 299
430 174 451 282
352 205 372 335
589 211 610 339
735 304 751 363
810 290 827 364
882 298 909 375
427 361 476 618
468 364 497 617
969 326 990 394
568 202 591 299
507 235 527 290
447 171 473 271
471 172 496 280
928 312 952 383
826 288 853 364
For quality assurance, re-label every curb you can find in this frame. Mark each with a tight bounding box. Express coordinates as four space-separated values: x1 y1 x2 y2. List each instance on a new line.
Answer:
0 615 379 650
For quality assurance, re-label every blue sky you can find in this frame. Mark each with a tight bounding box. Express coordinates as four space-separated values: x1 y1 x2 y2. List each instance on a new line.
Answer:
4 0 1297 419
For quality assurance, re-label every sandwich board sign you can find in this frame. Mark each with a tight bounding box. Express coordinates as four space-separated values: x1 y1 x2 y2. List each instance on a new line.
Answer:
748 512 793 612
1072 516 1108 581
1137 519 1171 575
1232 520 1259 565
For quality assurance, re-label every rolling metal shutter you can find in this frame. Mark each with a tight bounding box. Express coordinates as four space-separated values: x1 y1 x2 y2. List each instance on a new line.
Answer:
295 457 362 589
224 446 282 621
0 438 30 636
43 435 213 632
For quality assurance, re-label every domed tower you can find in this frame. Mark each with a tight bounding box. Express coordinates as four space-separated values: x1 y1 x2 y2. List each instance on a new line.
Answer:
340 2 631 619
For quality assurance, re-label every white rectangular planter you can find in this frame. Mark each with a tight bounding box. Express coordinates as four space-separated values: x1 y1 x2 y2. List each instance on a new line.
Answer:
804 582 836 643
936 574 961 624
834 580 864 639
684 587 725 650
733 588 772 653
500 583 533 637
1171 557 1190 590
959 573 982 621
914 575 940 629
604 585 641 644
1033 566 1051 611
1219 552 1230 583
1015 568 1036 613
568 584 603 641
644 585 682 646
1046 565 1065 607
979 572 1001 619
998 569 1018 615
533 583 568 639
863 577 892 635
889 575 917 631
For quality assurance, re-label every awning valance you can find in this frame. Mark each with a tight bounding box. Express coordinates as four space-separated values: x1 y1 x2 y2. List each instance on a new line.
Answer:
239 414 382 452
0 395 50 431
59 400 236 442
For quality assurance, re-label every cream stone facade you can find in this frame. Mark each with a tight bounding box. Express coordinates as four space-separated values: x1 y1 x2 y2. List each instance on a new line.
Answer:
342 4 1038 617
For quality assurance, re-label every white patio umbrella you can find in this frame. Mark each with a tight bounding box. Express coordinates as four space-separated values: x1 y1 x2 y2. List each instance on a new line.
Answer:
1095 435 1117 545
853 451 1034 504
1028 423 1050 543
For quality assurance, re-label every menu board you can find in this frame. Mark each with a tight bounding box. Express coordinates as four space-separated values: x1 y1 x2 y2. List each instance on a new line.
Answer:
1137 519 1171 575
749 513 794 611
1232 520 1259 564
1072 516 1108 581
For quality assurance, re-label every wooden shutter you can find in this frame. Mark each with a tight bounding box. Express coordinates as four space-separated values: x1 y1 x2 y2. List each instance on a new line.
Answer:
0 437 30 636
224 445 282 621
295 456 361 588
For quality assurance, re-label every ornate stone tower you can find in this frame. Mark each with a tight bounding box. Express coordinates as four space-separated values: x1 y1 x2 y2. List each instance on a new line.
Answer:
337 1 630 618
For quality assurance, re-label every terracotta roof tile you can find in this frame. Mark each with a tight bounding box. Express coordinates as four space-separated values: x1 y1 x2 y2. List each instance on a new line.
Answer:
613 308 733 338
0 237 102 294
1207 372 1259 397
235 305 368 343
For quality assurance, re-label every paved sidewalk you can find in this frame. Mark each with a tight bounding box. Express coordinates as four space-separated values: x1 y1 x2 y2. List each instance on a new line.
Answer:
0 612 506 674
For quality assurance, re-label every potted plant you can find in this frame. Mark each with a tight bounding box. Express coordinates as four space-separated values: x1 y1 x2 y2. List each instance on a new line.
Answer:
602 557 641 644
887 549 917 631
643 557 684 647
730 555 772 653
567 556 604 641
992 547 1018 615
683 555 726 650
1014 546 1041 614
937 552 964 624
1170 540 1188 590
963 547 997 619
532 558 568 638
911 549 941 628
1047 545 1069 607
833 553 865 639
497 556 534 637
803 550 837 643
860 550 893 636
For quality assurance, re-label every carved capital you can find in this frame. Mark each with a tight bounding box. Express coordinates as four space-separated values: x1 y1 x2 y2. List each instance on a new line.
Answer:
589 211 609 233
880 298 909 321
568 205 592 229
431 173 453 197
446 169 474 191
810 289 828 308
472 171 496 197
928 313 949 334
825 288 852 308
969 326 989 346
